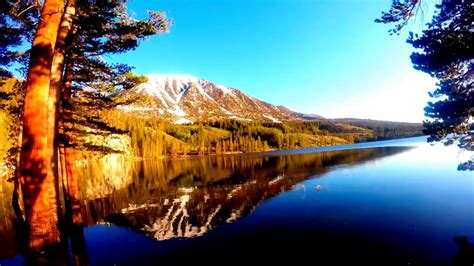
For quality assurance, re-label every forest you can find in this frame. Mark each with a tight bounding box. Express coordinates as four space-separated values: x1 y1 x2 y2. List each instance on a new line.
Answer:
0 0 470 260
100 109 423 158
0 76 423 161
106 112 423 158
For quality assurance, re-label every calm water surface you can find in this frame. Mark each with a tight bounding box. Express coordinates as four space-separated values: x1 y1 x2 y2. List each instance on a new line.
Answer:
0 137 473 265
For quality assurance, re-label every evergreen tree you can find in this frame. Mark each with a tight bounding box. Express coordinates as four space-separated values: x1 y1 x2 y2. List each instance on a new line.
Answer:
377 0 473 169
1 0 171 252
19 0 65 251
0 0 39 78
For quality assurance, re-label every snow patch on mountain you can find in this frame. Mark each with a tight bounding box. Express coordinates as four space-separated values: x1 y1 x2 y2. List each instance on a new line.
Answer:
169 107 186 117
118 74 322 122
229 115 252 121
263 115 281 123
221 107 234 115
217 85 234 96
136 85 166 107
174 118 193 125
117 105 156 112
195 83 215 102
139 74 197 107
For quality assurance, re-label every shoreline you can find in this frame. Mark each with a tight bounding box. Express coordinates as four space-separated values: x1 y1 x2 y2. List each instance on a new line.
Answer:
81 134 427 162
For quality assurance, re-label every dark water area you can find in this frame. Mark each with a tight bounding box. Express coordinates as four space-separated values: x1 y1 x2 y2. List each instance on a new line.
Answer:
1 137 473 265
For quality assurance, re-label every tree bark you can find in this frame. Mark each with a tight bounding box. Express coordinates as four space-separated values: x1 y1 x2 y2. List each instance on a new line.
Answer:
49 0 82 227
61 56 84 226
64 146 83 225
19 0 65 252
70 224 90 266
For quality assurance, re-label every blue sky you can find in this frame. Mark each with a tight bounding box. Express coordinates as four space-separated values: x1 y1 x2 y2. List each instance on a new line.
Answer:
111 0 436 122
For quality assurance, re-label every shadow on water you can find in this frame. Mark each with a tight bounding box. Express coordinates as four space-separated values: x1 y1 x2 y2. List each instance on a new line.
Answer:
451 236 474 266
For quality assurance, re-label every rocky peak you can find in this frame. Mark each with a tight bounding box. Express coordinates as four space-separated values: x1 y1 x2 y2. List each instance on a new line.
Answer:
118 74 322 123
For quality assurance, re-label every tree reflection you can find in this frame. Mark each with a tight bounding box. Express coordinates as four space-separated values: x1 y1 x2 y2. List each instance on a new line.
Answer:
80 147 410 240
451 236 474 266
0 146 411 263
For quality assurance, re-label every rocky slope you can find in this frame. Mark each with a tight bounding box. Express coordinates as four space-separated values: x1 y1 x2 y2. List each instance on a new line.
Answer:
117 74 322 124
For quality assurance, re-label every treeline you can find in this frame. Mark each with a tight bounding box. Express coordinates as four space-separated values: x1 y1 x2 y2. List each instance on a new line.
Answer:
331 118 424 140
101 111 423 158
0 79 425 162
0 82 424 162
0 78 24 177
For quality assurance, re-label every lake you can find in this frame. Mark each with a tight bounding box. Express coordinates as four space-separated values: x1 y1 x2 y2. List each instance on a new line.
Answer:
0 136 473 265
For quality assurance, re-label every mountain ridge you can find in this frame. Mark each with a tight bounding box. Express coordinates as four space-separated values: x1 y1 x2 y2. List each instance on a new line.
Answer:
117 74 324 124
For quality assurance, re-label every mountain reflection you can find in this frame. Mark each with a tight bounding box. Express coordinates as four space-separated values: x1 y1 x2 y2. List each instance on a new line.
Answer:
0 146 412 259
79 146 411 241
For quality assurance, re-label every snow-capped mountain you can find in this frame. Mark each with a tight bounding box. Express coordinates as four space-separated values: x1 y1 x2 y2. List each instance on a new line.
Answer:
117 74 322 123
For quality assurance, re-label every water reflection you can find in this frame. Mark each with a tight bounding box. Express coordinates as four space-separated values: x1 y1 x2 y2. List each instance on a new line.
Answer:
452 236 474 265
2 140 473 265
0 177 17 258
79 146 411 241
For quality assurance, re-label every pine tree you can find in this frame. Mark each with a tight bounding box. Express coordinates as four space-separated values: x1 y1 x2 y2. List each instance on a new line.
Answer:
1 0 171 252
19 0 65 251
377 0 473 169
0 0 39 78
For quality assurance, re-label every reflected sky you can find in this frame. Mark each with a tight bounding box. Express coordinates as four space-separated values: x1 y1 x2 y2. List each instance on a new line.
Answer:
0 137 473 266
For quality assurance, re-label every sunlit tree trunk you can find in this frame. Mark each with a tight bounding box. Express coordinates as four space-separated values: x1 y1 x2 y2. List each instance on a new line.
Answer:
49 0 82 227
19 0 65 251
48 0 75 198
64 146 83 225
61 57 84 226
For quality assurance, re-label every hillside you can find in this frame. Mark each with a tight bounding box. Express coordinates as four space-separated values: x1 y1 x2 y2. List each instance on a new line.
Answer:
0 76 424 165
101 110 424 158
116 74 322 123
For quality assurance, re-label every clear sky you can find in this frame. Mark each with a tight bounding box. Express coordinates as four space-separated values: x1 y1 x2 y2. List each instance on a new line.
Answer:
111 0 437 123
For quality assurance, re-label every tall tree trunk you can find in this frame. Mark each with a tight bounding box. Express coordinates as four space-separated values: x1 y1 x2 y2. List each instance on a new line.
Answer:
60 51 84 227
70 224 89 266
49 0 82 227
49 0 76 157
64 146 83 225
19 0 65 252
